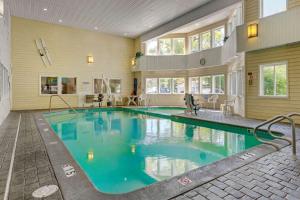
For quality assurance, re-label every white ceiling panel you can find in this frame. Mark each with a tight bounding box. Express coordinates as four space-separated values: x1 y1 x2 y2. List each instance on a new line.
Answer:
8 0 212 38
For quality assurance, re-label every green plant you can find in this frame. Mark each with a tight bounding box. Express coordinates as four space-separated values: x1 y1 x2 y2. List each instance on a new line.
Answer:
135 52 143 59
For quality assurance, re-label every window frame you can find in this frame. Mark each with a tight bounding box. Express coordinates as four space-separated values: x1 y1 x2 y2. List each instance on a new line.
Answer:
260 0 287 18
172 38 186 55
212 26 225 48
172 77 186 94
109 78 122 94
189 34 200 53
145 78 159 94
39 75 59 96
189 77 200 94
159 78 173 94
61 76 77 95
200 30 212 51
259 61 288 98
199 74 225 95
146 39 158 56
158 38 172 55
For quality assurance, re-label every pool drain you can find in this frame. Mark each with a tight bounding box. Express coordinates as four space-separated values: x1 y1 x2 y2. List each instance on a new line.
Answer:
32 185 58 198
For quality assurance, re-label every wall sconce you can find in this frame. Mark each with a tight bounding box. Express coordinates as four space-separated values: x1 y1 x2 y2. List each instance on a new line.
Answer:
87 56 94 64
247 23 258 38
131 57 136 66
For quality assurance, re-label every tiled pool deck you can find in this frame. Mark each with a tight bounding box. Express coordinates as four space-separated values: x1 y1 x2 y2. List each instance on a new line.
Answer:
0 110 299 200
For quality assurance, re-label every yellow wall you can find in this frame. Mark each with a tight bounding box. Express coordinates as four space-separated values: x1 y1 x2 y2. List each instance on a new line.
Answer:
245 0 300 23
12 17 135 110
245 43 300 120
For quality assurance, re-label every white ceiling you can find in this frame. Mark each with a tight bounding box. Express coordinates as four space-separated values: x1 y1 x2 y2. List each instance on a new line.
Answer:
8 0 212 38
169 3 240 34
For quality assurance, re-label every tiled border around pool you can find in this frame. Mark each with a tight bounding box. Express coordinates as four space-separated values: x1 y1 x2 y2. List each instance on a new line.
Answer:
34 109 291 200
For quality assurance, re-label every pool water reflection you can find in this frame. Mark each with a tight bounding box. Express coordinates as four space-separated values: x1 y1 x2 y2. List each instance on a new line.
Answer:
45 110 261 194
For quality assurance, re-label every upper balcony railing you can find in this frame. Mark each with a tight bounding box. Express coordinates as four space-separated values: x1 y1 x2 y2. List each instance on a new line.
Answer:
133 34 237 71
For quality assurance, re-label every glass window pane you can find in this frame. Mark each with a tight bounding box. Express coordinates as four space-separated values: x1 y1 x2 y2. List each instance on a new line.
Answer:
41 76 58 94
190 35 199 53
213 75 225 94
109 79 121 94
146 39 158 55
275 64 287 96
262 0 287 18
62 77 77 94
200 31 211 50
173 78 185 94
146 78 158 94
173 38 185 55
94 79 107 94
159 78 172 94
200 76 212 94
159 39 172 55
231 72 237 96
189 77 200 94
213 26 225 47
263 66 275 96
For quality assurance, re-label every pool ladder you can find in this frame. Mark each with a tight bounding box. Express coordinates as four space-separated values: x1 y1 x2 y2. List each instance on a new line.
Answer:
49 95 79 114
253 113 300 156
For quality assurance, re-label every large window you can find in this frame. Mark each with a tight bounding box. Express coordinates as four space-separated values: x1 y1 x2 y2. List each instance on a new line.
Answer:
159 78 172 94
159 39 172 55
146 78 158 94
173 78 185 94
260 62 287 97
200 76 212 94
189 34 199 53
173 38 185 55
213 26 225 47
146 40 158 55
198 75 225 94
61 77 77 94
146 78 185 94
213 75 225 94
261 0 287 18
200 31 211 50
41 76 58 94
94 79 107 94
189 77 200 94
109 79 121 94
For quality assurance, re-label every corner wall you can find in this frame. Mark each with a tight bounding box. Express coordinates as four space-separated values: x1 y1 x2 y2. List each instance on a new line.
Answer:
0 0 11 125
245 43 300 120
11 17 135 110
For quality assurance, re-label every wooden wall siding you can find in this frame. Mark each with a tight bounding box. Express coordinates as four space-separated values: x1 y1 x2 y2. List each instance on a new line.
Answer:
12 17 134 110
245 43 300 121
245 0 300 23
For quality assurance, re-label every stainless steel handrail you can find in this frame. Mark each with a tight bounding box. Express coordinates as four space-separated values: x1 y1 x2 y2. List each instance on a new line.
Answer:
49 95 79 114
253 113 299 155
267 113 300 155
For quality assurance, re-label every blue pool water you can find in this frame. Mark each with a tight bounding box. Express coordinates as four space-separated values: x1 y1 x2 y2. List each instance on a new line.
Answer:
44 108 264 194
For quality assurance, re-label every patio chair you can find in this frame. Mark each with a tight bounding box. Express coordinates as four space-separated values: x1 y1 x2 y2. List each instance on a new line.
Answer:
221 97 236 115
184 94 201 115
113 95 123 106
208 94 219 109
138 94 147 106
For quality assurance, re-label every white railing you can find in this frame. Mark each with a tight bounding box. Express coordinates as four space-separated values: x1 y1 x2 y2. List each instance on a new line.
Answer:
134 47 223 71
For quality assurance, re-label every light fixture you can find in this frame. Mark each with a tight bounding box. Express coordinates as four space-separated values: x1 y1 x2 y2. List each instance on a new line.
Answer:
94 26 98 30
58 19 63 23
131 58 136 66
87 56 94 64
131 144 136 154
43 8 48 11
87 151 94 160
247 23 258 38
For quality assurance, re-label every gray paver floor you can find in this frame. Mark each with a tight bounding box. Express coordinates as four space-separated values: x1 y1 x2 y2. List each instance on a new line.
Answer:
7 113 63 200
1 111 300 200
172 143 300 200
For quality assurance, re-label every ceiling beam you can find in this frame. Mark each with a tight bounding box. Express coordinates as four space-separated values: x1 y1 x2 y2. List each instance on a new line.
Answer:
140 0 241 42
